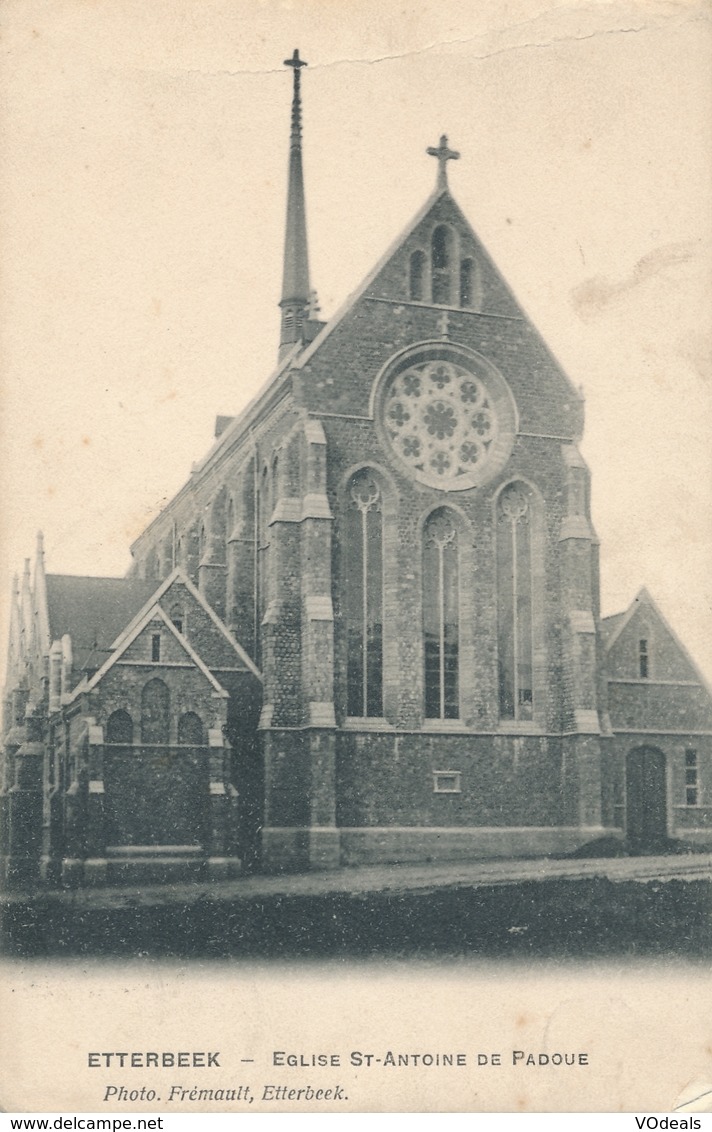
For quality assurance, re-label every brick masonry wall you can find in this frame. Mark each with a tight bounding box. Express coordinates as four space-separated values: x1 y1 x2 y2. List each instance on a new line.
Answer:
607 606 704 683
606 733 712 838
335 732 567 828
119 188 625 858
607 684 712 732
262 730 309 827
84 663 225 742
325 414 578 735
128 191 599 750
158 581 246 670
103 744 209 847
296 194 584 441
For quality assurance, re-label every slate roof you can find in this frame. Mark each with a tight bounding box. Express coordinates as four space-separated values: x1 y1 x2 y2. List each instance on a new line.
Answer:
600 611 626 649
45 575 158 672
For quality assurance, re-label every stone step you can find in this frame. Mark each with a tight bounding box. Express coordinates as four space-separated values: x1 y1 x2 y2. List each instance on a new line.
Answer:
106 845 204 859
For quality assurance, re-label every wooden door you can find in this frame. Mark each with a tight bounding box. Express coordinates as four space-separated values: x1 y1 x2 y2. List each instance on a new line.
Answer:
626 746 667 848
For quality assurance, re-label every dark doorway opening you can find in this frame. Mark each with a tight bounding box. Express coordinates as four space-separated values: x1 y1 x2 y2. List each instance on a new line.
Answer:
626 746 667 849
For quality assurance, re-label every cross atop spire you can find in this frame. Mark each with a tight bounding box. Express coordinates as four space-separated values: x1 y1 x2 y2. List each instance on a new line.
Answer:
284 49 308 151
427 134 460 191
279 49 312 360
285 48 307 70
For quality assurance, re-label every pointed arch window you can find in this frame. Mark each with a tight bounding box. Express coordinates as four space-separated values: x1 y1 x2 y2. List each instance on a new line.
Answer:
106 709 133 745
409 250 426 301
432 225 453 304
140 678 170 745
178 711 204 746
256 464 270 637
423 508 459 719
345 470 384 717
169 602 184 635
497 484 534 721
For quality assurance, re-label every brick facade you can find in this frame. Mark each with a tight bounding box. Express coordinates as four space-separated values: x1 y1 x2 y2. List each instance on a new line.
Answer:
2 172 711 889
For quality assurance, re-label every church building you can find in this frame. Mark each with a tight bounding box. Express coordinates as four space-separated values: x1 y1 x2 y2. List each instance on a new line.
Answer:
2 52 711 888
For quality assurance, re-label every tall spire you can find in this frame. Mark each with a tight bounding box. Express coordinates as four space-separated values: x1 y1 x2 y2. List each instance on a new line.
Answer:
279 49 312 360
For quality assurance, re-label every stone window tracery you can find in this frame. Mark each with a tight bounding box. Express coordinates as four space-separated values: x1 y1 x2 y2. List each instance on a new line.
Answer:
382 359 498 490
344 470 384 717
423 508 459 719
256 465 270 657
497 483 534 721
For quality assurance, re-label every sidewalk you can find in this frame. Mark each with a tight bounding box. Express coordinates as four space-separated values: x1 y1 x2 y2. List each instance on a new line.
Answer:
4 851 711 911
3 851 710 959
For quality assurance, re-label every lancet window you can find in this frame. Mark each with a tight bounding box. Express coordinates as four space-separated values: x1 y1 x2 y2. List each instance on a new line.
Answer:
169 603 184 635
177 711 204 746
497 483 534 721
431 226 453 304
344 470 384 717
140 678 170 745
423 508 460 719
256 464 271 647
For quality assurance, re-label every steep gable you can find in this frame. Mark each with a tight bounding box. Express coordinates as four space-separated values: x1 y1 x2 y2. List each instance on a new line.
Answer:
68 602 227 702
110 570 260 679
293 189 584 441
604 589 712 734
605 589 708 686
360 189 523 318
155 577 260 676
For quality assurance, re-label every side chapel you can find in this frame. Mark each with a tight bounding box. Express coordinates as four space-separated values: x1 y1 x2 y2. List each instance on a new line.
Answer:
2 52 711 888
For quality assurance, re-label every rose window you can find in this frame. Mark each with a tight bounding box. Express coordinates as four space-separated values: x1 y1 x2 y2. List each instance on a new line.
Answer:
380 359 500 489
423 401 457 440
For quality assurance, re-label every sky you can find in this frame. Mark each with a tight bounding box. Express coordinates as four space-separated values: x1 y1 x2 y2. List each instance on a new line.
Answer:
1 0 710 680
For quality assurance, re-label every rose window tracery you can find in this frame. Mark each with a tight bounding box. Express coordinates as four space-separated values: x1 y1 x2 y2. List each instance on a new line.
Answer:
381 359 499 489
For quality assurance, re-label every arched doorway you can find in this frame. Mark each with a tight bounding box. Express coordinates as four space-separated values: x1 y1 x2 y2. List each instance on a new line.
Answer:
626 746 667 848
